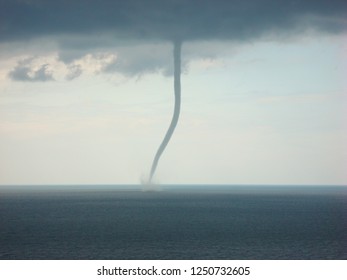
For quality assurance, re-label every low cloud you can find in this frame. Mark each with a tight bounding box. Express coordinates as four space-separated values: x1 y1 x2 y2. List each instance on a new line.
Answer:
1 0 346 43
9 58 54 82
103 43 173 77
2 1 346 82
65 64 83 80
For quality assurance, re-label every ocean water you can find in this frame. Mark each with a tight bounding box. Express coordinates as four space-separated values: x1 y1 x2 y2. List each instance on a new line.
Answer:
0 185 346 260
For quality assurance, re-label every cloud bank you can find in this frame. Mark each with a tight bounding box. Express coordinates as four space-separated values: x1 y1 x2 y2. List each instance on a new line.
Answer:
1 0 346 80
1 0 346 42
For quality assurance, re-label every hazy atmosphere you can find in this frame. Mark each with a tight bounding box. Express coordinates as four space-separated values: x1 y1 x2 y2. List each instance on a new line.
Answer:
0 0 346 185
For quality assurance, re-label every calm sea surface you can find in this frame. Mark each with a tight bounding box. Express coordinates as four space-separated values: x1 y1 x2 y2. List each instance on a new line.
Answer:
0 185 346 259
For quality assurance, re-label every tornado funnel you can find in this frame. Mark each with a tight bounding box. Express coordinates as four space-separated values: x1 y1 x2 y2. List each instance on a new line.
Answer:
148 40 182 183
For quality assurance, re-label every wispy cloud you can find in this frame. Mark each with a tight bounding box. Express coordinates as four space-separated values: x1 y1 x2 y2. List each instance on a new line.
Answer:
9 58 54 82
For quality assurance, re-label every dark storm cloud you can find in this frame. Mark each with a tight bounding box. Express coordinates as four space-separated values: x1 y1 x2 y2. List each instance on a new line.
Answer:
2 0 346 81
1 0 346 43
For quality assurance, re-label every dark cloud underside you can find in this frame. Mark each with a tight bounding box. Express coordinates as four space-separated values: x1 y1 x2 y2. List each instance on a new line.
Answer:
3 0 347 81
1 0 346 43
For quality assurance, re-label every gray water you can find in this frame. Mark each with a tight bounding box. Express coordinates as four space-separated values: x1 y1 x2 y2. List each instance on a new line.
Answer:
0 185 346 259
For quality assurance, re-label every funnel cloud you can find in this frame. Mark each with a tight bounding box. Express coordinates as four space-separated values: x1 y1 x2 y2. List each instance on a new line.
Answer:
149 40 181 183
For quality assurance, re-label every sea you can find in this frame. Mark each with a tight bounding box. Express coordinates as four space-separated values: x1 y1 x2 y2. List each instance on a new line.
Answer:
0 185 346 260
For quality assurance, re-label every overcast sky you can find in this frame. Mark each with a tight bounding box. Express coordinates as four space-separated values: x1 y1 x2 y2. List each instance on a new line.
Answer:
0 0 346 185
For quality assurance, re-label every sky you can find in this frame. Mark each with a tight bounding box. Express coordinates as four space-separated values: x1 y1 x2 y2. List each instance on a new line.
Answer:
0 0 346 185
